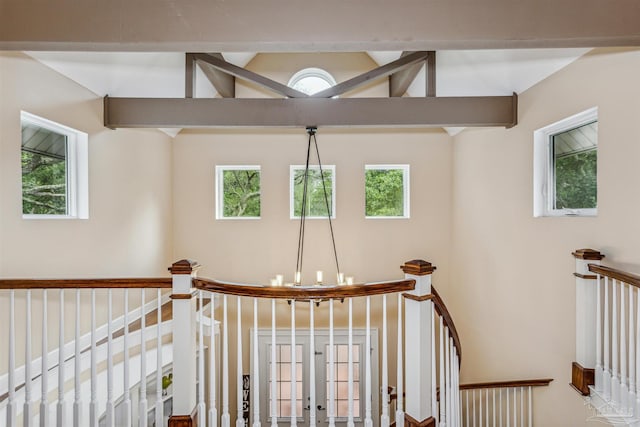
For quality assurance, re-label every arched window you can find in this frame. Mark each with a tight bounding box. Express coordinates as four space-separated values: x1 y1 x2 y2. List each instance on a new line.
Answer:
288 68 337 95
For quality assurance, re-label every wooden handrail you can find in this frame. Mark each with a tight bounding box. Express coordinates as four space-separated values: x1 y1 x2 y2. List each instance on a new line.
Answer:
0 278 172 289
193 277 416 299
430 285 462 363
459 378 553 390
589 264 640 289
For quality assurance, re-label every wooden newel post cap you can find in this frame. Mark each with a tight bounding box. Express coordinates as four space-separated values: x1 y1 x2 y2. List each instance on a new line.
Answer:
572 249 605 261
169 259 201 275
401 259 436 275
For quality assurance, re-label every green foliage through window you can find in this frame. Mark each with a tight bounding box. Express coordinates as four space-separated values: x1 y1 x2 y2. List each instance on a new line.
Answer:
22 151 67 215
221 169 261 217
365 167 406 217
292 168 333 217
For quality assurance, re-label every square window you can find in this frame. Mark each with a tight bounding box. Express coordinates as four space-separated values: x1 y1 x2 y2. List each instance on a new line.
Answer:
534 107 598 217
290 165 335 219
215 166 261 219
365 165 409 218
21 112 88 219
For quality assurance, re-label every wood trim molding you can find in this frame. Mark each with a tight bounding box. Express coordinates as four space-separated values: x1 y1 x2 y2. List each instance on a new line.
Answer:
401 259 436 276
0 278 172 289
170 292 195 300
404 414 436 427
169 259 201 275
589 264 640 289
402 293 434 302
574 273 598 280
570 361 594 396
168 406 198 427
459 378 553 390
193 278 415 299
572 249 605 260
431 286 462 362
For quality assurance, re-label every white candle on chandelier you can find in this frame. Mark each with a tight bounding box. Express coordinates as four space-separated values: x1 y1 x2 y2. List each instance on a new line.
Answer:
337 273 345 285
294 271 301 284
316 271 323 284
346 276 354 286
276 274 284 286
270 279 278 287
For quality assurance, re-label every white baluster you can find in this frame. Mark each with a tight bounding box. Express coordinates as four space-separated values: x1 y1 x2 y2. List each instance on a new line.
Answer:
499 388 502 427
139 289 147 427
604 277 611 399
270 300 277 427
199 291 206 426
210 293 218 427
123 289 132 427
253 298 261 427
40 289 49 427
613 279 620 404
478 389 482 427
57 289 66 427
621 283 628 412
347 299 354 427
636 289 640 417
520 387 523 427
73 290 82 427
309 301 316 427
329 299 335 427
396 294 404 427
439 317 445 426
365 296 373 427
630 285 636 414
237 296 244 427
527 386 532 427
106 289 115 427
486 386 489 427
595 275 603 393
25 289 33 427
90 290 98 427
7 290 16 427
432 302 437 419
157 289 165 427
492 388 496 427
513 389 517 427
222 295 230 427
505 388 509 427
472 389 476 427
465 390 469 427
381 295 389 427
445 330 451 427
290 301 297 427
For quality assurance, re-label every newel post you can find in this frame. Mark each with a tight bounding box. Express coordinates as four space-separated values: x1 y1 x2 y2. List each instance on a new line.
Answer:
169 259 200 427
572 248 605 396
401 260 437 427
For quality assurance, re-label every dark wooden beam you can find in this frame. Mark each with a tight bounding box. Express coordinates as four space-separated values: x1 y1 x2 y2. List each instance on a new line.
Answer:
103 94 517 128
192 53 308 99
185 53 195 98
427 51 436 97
388 52 426 98
196 53 235 98
312 51 429 98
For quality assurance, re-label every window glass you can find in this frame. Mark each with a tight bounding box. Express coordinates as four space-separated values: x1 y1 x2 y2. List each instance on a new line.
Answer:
326 344 360 418
21 111 88 219
365 165 409 218
288 68 337 96
552 121 597 210
268 344 304 418
290 166 335 218
216 166 261 219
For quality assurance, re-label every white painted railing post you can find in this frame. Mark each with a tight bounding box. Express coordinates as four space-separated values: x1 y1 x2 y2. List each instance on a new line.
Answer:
169 259 201 426
572 249 605 396
401 259 436 426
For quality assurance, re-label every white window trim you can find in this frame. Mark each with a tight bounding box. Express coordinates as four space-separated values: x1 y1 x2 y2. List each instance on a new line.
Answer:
215 165 261 220
289 165 336 220
21 111 89 220
288 68 337 95
533 107 598 218
365 164 410 219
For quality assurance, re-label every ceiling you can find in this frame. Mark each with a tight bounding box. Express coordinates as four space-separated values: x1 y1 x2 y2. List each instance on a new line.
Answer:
26 48 590 136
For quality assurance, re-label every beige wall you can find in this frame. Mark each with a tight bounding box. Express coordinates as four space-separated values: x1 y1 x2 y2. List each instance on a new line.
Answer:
449 48 640 426
0 52 173 370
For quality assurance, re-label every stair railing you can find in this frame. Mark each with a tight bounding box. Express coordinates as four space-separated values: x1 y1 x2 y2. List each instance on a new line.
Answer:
572 248 640 424
0 278 172 427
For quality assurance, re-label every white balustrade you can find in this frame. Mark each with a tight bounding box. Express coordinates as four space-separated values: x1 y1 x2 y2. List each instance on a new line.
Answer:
210 293 218 427
139 289 147 427
199 291 206 426
237 296 244 427
252 298 261 427
222 295 230 427
106 289 114 427
290 301 297 427
270 299 277 427
123 289 132 427
156 289 164 427
381 295 390 427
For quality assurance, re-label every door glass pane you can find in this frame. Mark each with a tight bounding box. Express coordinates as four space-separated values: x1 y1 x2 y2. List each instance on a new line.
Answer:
269 344 303 418
325 344 360 418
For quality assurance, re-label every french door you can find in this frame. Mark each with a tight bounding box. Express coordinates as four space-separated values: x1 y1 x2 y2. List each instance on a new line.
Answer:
256 329 379 426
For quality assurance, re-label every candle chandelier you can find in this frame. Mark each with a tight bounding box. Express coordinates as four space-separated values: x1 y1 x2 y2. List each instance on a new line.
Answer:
270 127 352 287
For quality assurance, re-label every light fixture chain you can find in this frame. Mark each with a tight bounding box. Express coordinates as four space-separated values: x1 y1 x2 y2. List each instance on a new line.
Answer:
295 129 314 281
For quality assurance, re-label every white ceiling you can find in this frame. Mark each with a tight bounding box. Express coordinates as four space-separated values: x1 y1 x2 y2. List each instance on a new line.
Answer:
26 48 590 135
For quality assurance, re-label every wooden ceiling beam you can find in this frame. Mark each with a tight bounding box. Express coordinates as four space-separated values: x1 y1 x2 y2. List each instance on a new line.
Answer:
104 94 517 129
196 53 236 98
311 51 429 98
192 53 308 99
388 51 430 98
